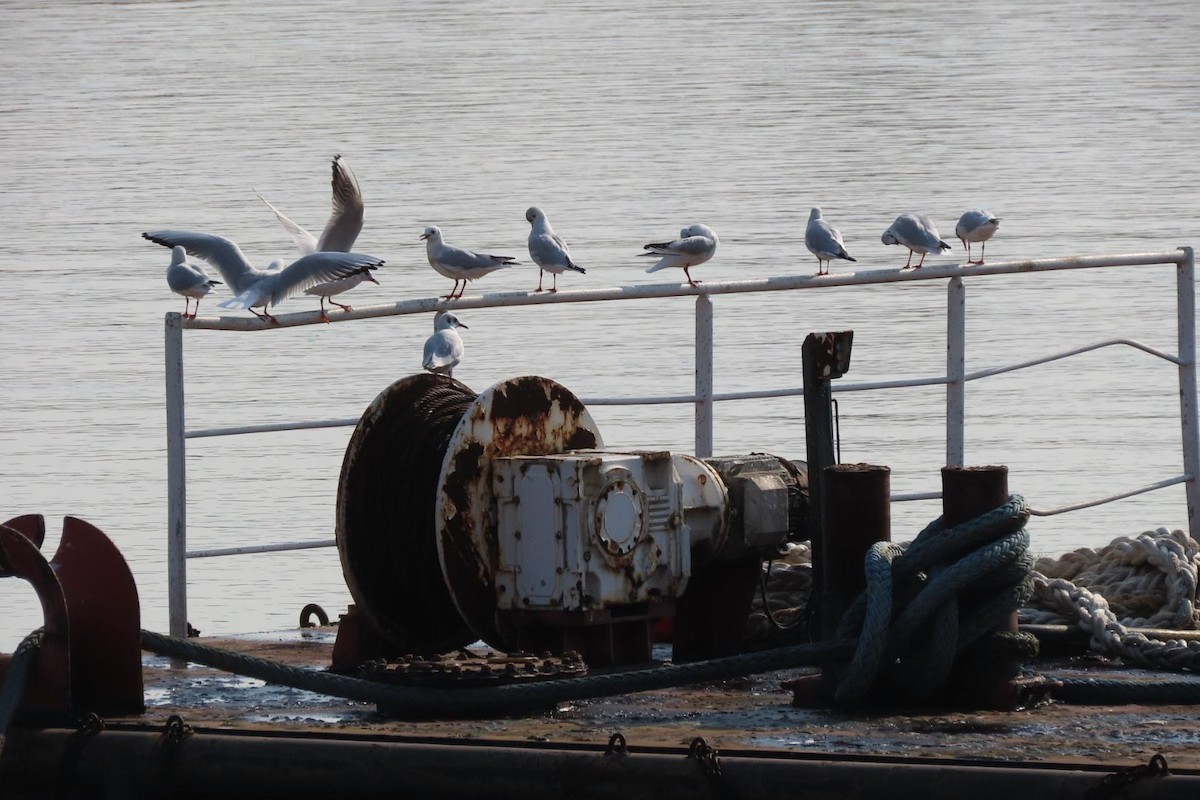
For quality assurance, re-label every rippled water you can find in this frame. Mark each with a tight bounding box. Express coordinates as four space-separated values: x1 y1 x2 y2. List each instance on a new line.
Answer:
2 0 1198 649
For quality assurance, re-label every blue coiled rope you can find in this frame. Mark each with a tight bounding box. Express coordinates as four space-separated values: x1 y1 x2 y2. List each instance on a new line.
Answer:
833 495 1036 707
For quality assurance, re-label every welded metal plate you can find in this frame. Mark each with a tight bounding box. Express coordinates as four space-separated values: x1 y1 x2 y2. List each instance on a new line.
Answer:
435 376 603 646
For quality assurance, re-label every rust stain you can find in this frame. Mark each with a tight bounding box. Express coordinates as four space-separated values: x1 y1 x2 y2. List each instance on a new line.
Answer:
487 376 553 421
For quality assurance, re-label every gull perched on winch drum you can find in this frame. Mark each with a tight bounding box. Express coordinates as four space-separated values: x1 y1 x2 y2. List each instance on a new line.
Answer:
420 225 517 300
805 208 856 275
423 311 468 377
955 210 1000 265
640 223 718 287
143 230 383 325
881 212 951 269
164 245 222 319
253 154 378 321
526 206 585 293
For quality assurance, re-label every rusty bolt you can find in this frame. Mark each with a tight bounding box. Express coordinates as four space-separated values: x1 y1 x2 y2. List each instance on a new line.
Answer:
583 550 591 561
555 531 563 539
522 597 530 605
514 530 522 540
698 474 707 485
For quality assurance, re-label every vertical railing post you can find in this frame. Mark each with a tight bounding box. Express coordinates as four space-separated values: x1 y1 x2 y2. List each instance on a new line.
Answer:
1176 247 1200 543
695 294 714 458
946 276 966 467
165 313 188 637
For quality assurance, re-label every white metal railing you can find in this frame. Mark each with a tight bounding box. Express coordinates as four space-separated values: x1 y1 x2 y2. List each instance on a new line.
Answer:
164 249 1200 637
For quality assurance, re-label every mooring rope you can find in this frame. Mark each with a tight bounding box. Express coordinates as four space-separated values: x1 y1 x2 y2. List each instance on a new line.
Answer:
1021 527 1200 671
140 629 855 718
831 496 1036 707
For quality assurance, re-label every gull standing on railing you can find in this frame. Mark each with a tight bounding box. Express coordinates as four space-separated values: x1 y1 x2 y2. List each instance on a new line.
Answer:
143 230 383 325
881 213 951 269
956 210 1000 265
164 245 222 319
420 225 517 300
804 208 857 275
253 155 378 321
640 223 718 287
526 206 586 293
423 311 468 377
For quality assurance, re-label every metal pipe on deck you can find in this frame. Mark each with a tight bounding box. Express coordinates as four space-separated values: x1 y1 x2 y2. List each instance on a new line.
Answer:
1176 247 1200 543
694 293 714 458
818 463 891 641
946 276 966 467
940 465 1023 709
164 312 188 639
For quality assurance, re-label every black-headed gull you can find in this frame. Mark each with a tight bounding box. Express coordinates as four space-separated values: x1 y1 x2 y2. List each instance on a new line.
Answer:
165 245 222 318
420 226 517 300
805 208 857 276
143 230 383 325
525 206 585 293
640 223 718 287
881 213 951 269
955 210 1001 265
254 155 378 321
423 311 468 377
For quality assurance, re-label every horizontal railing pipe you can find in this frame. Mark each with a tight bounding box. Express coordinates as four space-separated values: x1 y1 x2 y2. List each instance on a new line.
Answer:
182 334 1184 436
180 252 1187 332
187 417 361 439
187 539 338 559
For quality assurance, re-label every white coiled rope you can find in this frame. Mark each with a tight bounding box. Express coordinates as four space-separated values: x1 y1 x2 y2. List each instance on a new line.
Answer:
1021 527 1200 670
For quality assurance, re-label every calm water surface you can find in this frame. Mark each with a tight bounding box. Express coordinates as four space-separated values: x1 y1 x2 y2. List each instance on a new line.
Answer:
1 0 1198 649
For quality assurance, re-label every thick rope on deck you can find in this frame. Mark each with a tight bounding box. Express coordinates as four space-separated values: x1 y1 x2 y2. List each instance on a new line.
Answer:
141 629 855 718
1027 527 1200 629
749 498 1037 707
830 496 1036 707
1021 528 1200 671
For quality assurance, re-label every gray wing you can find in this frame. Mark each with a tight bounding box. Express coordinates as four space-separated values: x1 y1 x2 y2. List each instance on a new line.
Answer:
269 251 384 306
529 232 570 267
254 189 319 255
144 230 257 292
440 243 516 270
806 219 840 254
643 234 714 256
167 260 211 292
316 154 364 252
423 330 463 370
